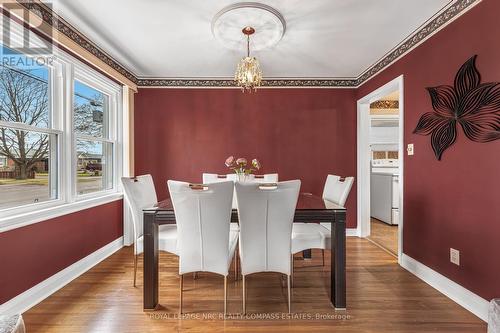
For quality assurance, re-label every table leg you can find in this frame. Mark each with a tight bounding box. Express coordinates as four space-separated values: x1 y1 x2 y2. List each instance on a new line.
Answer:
143 212 159 310
332 210 346 309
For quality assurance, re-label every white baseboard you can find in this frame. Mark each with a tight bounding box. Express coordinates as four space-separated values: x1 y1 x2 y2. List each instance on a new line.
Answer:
0 237 124 315
347 228 359 237
400 254 489 322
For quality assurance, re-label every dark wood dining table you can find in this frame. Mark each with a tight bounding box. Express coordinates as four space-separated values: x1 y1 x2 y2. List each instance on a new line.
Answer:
142 192 347 311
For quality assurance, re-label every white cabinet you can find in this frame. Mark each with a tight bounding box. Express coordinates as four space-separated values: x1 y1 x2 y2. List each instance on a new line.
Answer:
392 175 399 208
371 172 399 225
371 173 392 223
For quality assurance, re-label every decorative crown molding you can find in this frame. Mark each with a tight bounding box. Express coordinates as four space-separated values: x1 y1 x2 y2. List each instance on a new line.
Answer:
353 0 480 87
11 0 481 88
16 0 138 84
136 78 357 88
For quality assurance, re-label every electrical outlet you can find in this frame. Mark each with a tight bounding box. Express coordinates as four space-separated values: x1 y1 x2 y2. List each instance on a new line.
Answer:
450 248 460 266
407 143 414 155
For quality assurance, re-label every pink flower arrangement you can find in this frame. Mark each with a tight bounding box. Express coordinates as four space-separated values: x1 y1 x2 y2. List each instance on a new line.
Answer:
225 156 234 167
251 158 260 169
225 155 261 177
235 157 247 165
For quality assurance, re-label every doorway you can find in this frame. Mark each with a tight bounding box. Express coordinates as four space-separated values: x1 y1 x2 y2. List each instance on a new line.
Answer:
357 76 404 262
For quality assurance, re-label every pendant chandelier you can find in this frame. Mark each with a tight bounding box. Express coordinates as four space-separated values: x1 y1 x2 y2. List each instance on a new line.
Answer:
234 26 262 92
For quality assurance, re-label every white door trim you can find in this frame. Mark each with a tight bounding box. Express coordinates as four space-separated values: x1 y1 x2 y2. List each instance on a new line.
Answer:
357 75 404 263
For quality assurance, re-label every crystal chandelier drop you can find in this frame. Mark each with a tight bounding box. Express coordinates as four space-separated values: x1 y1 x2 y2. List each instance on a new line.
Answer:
234 27 262 92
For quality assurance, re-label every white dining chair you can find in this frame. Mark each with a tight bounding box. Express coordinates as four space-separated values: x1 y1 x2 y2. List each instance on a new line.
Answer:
167 180 238 315
226 173 255 182
254 173 279 183
203 173 278 183
202 173 224 183
202 172 279 211
291 175 354 270
121 175 178 287
202 173 239 231
203 174 238 207
235 180 301 314
322 175 354 209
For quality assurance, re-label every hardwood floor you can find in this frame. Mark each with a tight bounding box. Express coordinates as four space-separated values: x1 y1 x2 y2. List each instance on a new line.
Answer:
23 238 486 333
368 218 399 256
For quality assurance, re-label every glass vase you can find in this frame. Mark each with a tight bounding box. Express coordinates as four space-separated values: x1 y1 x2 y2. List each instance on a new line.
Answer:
237 173 247 182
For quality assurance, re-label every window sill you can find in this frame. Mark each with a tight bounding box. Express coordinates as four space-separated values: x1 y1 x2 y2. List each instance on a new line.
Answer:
0 193 123 233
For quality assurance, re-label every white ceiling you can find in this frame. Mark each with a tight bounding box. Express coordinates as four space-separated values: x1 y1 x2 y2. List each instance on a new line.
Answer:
48 0 453 79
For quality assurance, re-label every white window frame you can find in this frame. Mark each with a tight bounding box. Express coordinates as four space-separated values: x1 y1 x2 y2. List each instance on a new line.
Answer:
72 64 120 200
0 121 62 200
0 26 64 214
0 16 124 232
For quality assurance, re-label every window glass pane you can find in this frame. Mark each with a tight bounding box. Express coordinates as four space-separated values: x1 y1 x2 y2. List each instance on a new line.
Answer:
74 81 109 138
0 127 57 209
0 45 50 128
76 140 113 195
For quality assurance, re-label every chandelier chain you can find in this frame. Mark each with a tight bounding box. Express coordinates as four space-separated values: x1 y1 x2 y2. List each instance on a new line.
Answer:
247 34 250 57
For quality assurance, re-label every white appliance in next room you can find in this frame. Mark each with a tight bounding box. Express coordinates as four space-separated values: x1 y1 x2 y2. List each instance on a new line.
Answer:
370 158 399 225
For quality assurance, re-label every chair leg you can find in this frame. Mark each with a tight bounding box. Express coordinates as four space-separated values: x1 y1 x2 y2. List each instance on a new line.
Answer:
242 275 246 314
133 254 138 287
179 274 184 314
224 275 228 316
287 274 291 314
322 249 325 266
233 252 238 280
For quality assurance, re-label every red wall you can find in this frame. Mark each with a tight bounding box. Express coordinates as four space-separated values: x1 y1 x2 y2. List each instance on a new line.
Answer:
0 0 496 309
134 88 358 228
0 200 123 304
134 0 500 302
357 0 500 300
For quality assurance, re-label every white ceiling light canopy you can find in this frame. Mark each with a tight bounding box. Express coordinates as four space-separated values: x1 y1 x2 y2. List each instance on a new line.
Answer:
211 2 286 52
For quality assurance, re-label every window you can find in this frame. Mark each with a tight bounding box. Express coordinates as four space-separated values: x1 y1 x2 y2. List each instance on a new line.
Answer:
0 45 59 210
74 81 114 195
0 16 123 226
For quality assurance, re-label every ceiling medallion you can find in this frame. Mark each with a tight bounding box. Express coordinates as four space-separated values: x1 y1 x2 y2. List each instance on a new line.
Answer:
212 2 286 92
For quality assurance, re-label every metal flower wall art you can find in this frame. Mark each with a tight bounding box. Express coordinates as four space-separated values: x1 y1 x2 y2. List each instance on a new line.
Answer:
413 55 500 160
